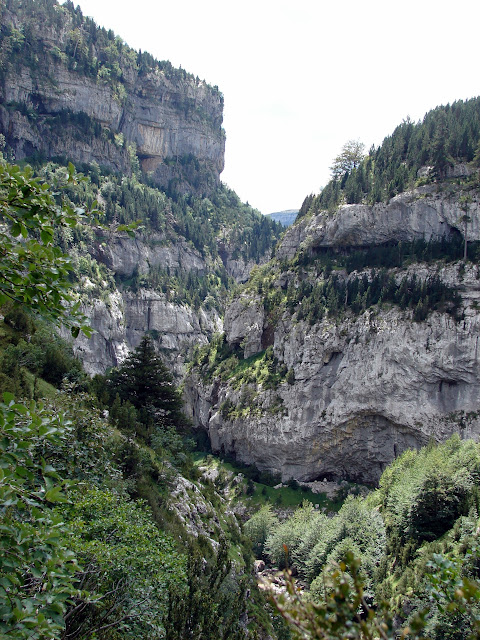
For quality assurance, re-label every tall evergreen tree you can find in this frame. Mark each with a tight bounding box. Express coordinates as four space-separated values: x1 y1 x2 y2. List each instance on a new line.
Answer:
431 111 452 179
108 335 187 433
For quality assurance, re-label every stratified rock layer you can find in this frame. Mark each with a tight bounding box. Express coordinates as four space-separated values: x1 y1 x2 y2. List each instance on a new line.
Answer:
277 180 479 260
0 4 224 191
185 182 480 483
70 232 223 376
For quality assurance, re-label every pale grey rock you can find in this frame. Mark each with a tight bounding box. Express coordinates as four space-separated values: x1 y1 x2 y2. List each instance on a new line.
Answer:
0 7 224 190
222 256 259 283
446 163 476 178
96 231 206 278
186 264 480 484
169 475 220 547
277 182 480 261
71 290 130 375
224 296 265 358
73 288 222 377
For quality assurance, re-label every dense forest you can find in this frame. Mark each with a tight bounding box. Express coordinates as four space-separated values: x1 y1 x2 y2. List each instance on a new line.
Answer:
299 97 480 215
244 434 480 640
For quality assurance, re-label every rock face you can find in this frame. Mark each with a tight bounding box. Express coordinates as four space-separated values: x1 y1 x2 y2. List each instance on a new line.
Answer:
224 296 265 358
71 226 271 375
95 231 206 278
0 3 224 192
185 182 480 484
73 286 222 377
277 182 480 261
69 230 224 376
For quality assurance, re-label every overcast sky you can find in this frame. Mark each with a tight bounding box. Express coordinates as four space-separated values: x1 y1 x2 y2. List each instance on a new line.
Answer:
73 0 480 215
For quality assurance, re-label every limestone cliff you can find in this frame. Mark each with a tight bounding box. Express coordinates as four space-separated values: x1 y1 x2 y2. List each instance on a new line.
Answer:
0 0 224 193
66 229 223 376
0 1 286 376
185 178 480 483
277 167 478 260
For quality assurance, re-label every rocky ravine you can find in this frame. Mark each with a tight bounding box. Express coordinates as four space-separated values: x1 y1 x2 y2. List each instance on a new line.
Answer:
185 181 480 484
70 229 266 376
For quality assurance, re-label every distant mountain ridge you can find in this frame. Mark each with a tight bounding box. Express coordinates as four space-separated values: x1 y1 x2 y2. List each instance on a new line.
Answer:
265 209 298 226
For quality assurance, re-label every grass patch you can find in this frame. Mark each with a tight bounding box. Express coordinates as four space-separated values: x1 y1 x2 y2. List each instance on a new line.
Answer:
26 371 58 400
250 482 342 512
191 450 343 512
229 350 265 378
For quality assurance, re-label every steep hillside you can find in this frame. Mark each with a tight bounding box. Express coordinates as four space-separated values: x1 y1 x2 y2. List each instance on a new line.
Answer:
186 98 480 484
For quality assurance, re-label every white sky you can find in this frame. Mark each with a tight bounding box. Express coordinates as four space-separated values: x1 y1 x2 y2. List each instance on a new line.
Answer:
73 0 480 215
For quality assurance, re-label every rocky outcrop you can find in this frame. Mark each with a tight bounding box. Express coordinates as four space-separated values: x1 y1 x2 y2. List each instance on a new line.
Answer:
95 230 206 278
70 224 268 374
0 5 224 192
277 183 480 261
73 287 222 377
224 296 265 358
186 273 480 482
185 181 480 484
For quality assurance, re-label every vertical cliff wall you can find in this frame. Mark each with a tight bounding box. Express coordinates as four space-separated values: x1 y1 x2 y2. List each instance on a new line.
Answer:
185 180 480 483
0 0 225 193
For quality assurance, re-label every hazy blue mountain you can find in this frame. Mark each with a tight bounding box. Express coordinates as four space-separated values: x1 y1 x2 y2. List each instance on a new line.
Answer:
265 209 299 226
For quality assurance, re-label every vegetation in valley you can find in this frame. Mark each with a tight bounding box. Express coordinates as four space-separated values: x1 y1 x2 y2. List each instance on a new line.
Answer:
0 158 279 640
4 2 480 636
244 435 480 640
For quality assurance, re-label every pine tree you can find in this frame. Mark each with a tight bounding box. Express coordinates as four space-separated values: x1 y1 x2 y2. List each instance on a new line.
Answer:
108 335 187 434
431 111 453 179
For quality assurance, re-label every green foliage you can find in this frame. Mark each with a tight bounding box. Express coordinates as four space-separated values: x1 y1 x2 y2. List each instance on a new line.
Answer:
193 339 288 403
264 498 385 590
32 160 281 310
0 161 92 337
1 324 83 388
0 0 222 106
330 139 366 180
272 552 428 640
379 436 480 550
60 486 186 640
240 240 466 343
106 335 188 437
424 551 480 640
259 437 480 639
165 539 247 640
304 98 480 214
0 394 80 640
244 504 280 558
265 502 319 569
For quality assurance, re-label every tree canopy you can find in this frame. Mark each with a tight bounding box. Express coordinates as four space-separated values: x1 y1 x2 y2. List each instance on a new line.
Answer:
107 335 187 432
0 161 92 336
329 139 366 180
0 160 94 637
